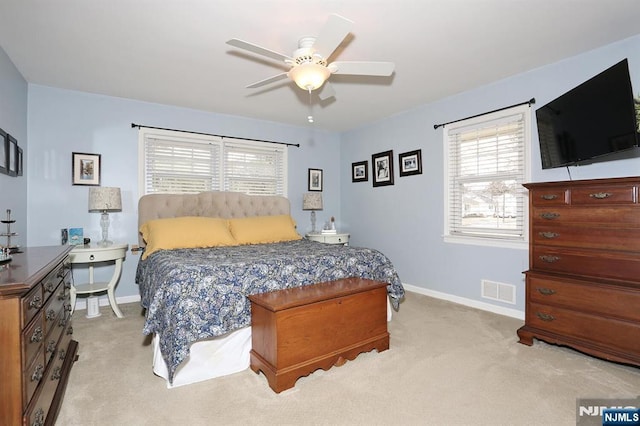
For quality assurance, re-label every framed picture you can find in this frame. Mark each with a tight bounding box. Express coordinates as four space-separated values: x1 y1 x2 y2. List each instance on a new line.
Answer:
7 134 18 177
72 152 101 186
308 168 323 191
399 149 423 177
68 228 84 245
351 160 368 182
17 147 23 176
0 128 6 175
372 150 394 187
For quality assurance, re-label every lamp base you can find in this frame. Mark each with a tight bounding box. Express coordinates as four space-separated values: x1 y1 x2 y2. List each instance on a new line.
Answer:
310 210 317 233
97 239 113 247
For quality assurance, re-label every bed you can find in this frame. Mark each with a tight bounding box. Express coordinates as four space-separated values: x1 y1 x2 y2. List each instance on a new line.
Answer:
136 191 405 388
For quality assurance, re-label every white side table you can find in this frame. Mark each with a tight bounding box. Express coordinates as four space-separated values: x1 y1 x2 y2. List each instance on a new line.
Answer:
69 243 128 318
306 232 350 245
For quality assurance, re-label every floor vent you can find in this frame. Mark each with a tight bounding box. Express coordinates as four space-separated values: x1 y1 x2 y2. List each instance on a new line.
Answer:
481 280 516 304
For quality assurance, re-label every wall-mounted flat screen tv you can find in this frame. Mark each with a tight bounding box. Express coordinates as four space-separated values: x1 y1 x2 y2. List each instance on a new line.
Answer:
536 58 639 169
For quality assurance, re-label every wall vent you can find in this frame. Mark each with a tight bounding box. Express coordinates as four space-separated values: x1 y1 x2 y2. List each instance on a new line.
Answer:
481 279 516 304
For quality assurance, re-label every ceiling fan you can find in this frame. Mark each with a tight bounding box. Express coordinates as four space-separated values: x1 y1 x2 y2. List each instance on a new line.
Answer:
226 14 395 100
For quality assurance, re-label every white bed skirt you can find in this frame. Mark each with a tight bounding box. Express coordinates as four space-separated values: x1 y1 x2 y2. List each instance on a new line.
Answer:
152 298 393 388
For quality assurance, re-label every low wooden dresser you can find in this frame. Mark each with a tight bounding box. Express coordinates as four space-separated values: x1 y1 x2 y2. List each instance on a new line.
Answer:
0 246 79 426
248 277 389 393
518 176 640 367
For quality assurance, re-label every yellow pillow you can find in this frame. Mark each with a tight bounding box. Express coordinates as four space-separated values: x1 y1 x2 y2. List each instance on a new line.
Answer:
228 215 301 245
140 216 237 259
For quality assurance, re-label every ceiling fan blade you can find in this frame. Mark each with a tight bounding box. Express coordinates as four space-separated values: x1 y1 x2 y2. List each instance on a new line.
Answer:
246 73 289 88
329 61 395 76
317 81 336 101
312 14 353 58
227 38 292 63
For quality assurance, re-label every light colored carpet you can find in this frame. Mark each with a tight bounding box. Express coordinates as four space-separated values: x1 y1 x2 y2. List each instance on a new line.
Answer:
56 292 640 425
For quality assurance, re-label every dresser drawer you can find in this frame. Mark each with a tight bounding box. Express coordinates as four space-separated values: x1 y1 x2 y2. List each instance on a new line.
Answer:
24 349 46 409
532 246 640 281
532 224 640 251
23 314 44 371
531 206 640 226
43 281 65 333
570 184 637 205
22 284 43 328
527 274 640 322
529 189 569 206
527 302 640 354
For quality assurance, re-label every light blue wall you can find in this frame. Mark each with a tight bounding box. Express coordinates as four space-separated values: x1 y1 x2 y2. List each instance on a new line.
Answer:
4 34 640 314
340 35 640 313
26 85 341 300
0 46 28 245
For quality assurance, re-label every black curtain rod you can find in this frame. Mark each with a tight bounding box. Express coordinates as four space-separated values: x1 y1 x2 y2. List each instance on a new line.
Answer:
433 98 536 130
131 123 300 148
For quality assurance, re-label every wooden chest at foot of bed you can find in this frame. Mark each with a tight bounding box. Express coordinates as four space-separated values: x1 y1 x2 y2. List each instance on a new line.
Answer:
248 277 390 393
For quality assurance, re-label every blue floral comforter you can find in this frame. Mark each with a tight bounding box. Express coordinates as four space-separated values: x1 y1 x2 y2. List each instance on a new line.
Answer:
135 239 404 382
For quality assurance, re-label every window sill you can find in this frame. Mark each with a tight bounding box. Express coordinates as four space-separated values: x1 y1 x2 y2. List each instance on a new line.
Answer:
443 234 528 250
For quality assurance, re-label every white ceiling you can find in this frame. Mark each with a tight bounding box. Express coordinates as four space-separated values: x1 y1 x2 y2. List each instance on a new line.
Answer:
1 1 639 132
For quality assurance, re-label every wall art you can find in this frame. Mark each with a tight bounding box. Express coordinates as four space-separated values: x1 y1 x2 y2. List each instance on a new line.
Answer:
372 150 394 187
72 152 101 186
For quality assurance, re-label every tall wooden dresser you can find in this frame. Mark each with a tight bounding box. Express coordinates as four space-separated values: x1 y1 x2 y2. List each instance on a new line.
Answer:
0 246 78 426
518 176 640 367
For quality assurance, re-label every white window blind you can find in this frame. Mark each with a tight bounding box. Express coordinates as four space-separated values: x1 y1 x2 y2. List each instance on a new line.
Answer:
139 128 287 196
444 104 530 245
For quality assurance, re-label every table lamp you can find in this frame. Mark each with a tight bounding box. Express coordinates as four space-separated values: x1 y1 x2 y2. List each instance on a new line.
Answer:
302 193 323 233
88 187 122 246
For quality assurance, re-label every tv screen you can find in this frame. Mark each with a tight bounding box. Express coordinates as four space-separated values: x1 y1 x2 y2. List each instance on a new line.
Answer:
536 58 639 169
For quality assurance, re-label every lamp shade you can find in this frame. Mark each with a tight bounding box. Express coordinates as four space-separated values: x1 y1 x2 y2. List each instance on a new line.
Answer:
88 187 122 212
302 193 323 210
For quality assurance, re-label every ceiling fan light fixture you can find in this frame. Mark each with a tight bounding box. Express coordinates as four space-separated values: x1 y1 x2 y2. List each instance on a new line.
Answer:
289 63 330 91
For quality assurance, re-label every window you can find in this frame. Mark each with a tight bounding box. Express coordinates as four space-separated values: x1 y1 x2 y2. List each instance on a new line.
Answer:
443 104 531 248
138 128 287 196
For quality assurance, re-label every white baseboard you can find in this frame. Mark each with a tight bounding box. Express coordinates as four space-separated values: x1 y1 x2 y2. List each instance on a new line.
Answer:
73 294 141 311
403 283 525 320
72 285 525 321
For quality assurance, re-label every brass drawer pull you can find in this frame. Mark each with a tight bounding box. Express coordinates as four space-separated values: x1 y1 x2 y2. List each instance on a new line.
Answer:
589 192 612 199
29 295 42 310
46 309 57 321
30 326 43 343
536 287 556 296
541 194 558 200
32 408 45 426
536 312 555 322
539 255 560 263
51 366 62 381
540 212 559 220
47 340 56 354
539 232 559 239
31 364 44 382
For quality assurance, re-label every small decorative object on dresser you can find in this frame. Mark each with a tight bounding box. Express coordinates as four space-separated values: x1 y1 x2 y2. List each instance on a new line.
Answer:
0 246 78 426
518 176 640 367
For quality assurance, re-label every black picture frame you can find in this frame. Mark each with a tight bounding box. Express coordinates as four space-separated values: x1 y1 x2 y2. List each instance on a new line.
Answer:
0 128 7 175
72 152 101 186
17 146 23 176
7 134 18 177
372 150 394 187
399 149 423 177
308 168 323 191
351 160 368 182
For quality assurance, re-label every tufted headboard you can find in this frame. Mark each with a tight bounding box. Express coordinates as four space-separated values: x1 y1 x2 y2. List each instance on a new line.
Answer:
137 191 291 246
